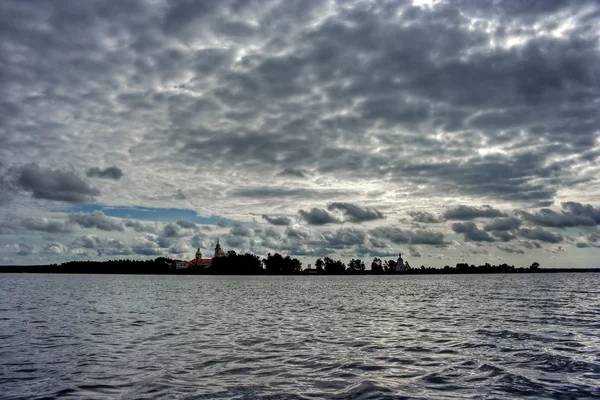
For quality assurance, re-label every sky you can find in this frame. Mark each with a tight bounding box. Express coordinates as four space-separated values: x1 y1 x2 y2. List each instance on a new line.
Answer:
1 0 600 268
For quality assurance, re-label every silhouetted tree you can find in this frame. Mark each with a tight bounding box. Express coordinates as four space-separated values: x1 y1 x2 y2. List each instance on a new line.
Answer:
263 253 302 274
292 257 302 273
456 263 469 271
324 257 346 274
315 258 324 273
155 257 171 265
371 257 384 274
384 259 397 273
348 258 365 274
211 252 262 274
282 255 301 274
264 253 284 274
530 261 540 271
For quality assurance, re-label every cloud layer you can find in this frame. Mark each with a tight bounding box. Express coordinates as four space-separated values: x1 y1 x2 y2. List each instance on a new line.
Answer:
1 0 599 267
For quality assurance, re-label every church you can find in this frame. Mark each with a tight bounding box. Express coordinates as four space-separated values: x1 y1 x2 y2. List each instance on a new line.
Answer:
187 238 226 268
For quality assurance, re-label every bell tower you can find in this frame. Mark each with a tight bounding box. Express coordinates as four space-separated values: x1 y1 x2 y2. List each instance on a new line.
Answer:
195 248 202 265
214 238 225 257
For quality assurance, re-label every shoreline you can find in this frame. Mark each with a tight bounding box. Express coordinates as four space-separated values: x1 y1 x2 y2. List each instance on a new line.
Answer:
1 266 599 275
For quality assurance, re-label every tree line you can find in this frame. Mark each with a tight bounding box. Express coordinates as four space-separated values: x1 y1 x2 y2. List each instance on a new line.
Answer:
0 252 545 275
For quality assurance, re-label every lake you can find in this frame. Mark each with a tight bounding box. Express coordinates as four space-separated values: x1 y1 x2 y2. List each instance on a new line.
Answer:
1 273 599 399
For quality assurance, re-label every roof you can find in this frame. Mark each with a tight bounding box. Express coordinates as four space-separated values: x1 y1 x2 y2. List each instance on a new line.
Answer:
188 258 212 267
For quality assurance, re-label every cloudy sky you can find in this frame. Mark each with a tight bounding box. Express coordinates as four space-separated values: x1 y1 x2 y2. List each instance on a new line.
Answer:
1 0 600 268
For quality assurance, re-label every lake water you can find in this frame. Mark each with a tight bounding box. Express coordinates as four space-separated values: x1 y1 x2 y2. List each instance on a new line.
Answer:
0 273 599 399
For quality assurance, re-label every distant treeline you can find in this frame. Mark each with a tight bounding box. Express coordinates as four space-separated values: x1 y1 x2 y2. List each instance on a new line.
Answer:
1 253 599 274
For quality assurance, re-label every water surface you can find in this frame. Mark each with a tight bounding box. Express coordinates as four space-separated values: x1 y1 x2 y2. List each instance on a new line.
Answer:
1 273 599 399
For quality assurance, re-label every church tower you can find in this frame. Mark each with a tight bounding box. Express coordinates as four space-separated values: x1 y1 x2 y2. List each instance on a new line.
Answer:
214 238 225 257
396 253 405 272
194 247 202 267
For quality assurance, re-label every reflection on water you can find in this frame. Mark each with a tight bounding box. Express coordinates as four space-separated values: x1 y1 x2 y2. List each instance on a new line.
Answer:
1 273 599 399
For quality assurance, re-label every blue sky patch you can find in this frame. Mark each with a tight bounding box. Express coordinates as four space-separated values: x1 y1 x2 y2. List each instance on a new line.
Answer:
64 204 235 225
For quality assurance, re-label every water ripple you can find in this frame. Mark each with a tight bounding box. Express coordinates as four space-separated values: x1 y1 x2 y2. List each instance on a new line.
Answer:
0 273 599 399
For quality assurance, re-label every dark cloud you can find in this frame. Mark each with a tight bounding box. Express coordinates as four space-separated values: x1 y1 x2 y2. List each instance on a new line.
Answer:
483 217 522 231
276 168 307 178
124 220 156 233
370 226 445 245
521 240 543 250
518 227 563 243
444 205 506 220
226 235 247 248
369 237 390 249
72 235 104 249
262 214 292 226
71 235 131 256
467 248 489 256
323 227 366 248
452 222 495 242
176 219 197 229
68 211 124 231
355 246 398 258
408 246 422 258
497 246 525 254
517 207 597 228
588 232 600 243
408 211 441 224
86 166 123 180
561 202 600 224
217 220 231 228
263 227 280 238
284 226 312 241
161 223 186 238
230 224 253 237
130 0 598 204
22 218 72 234
398 154 564 203
327 202 385 223
232 187 350 198
15 164 99 202
490 230 516 242
299 208 341 225
233 187 310 198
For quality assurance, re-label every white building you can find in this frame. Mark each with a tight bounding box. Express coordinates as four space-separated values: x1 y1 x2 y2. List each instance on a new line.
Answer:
395 253 407 272
172 260 189 269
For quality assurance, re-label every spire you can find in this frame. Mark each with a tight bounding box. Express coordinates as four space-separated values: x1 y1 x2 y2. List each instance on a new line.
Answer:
214 237 225 257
